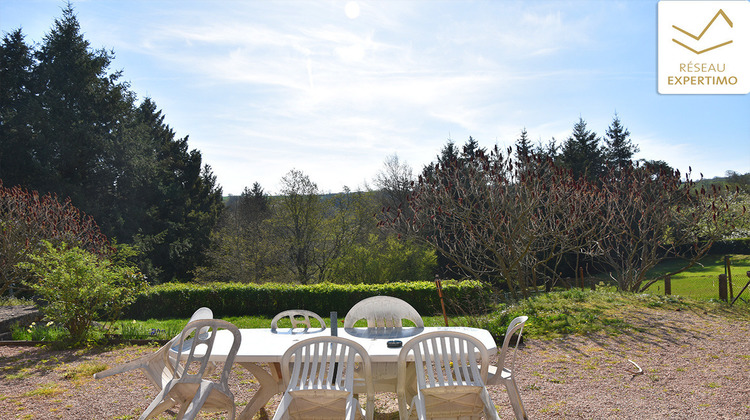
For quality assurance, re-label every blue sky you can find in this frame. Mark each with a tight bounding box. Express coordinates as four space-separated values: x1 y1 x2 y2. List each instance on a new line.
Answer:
1 0 748 195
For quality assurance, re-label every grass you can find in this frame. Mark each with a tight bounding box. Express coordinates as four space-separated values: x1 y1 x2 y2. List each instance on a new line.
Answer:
0 297 33 306
642 254 750 300
6 254 749 344
10 291 750 344
21 383 65 398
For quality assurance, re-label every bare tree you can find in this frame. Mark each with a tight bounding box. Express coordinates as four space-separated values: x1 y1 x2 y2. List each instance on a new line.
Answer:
380 147 606 299
595 165 742 292
373 153 414 217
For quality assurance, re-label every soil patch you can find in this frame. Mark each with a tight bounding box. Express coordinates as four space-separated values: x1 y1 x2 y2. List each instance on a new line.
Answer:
0 305 748 419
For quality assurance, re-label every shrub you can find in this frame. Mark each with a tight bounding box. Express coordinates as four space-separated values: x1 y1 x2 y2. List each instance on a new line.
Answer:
0 181 111 296
18 241 147 345
123 279 492 320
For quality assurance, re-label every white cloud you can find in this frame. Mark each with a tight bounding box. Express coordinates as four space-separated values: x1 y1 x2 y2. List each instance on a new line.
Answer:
6 0 743 194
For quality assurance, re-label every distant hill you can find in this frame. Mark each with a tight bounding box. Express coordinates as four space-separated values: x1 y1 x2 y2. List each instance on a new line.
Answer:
694 171 750 193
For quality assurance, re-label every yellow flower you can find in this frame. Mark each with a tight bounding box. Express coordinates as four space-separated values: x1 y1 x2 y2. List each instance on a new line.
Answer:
46 321 54 327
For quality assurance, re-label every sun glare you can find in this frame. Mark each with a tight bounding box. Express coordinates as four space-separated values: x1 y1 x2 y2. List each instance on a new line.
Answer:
345 1 360 19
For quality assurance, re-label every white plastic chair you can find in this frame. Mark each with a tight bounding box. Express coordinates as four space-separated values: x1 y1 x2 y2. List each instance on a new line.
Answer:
397 331 500 420
271 309 326 333
344 296 424 328
272 336 374 420
139 318 241 420
94 307 215 394
345 296 424 395
485 315 528 420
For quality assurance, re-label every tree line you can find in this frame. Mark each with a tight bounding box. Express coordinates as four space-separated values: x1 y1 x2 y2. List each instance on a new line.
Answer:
196 173 436 285
2 6 747 295
381 131 745 297
1 6 222 283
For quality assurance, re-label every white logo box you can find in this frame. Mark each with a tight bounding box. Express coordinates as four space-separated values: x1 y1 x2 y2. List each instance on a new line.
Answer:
658 0 750 94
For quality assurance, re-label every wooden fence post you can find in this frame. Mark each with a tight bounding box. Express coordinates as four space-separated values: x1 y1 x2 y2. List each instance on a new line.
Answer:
719 274 728 302
726 256 734 302
579 267 585 291
435 275 449 327
664 275 671 296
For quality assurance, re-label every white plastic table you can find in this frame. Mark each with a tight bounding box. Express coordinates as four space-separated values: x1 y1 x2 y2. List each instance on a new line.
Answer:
195 326 497 420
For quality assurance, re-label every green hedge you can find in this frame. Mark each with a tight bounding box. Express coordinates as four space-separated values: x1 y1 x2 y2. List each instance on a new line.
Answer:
123 280 493 320
709 238 750 255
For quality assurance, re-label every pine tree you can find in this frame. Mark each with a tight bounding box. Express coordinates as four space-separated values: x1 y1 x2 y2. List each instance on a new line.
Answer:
31 4 131 207
560 117 605 181
515 128 533 175
1 6 223 282
604 113 639 171
515 128 532 160
0 30 36 185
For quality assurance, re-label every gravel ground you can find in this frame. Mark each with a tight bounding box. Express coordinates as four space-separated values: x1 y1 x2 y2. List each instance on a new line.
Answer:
1 304 749 419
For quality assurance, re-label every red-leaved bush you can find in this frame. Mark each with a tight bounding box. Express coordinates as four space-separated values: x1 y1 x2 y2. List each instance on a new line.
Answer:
0 180 111 296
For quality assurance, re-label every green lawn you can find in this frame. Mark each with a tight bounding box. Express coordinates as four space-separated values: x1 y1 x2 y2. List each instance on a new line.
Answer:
9 254 750 343
642 254 750 301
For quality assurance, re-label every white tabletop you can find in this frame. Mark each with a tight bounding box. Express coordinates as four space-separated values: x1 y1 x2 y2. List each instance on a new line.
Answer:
199 326 497 363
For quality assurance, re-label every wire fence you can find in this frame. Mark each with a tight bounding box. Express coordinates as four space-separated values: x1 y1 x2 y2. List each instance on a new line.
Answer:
645 268 750 303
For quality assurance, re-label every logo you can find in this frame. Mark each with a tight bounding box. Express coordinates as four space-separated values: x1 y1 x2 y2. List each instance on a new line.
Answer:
672 9 733 54
658 1 750 94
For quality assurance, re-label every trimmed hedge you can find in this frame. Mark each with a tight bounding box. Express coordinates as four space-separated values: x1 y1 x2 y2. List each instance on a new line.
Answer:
123 280 493 320
708 238 750 255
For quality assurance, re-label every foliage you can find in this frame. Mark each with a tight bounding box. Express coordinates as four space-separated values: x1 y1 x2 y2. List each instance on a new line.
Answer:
0 6 223 283
603 113 639 171
18 241 147 345
0 296 32 306
122 279 490 320
382 128 743 296
326 234 437 283
11 321 68 342
595 165 742 292
0 181 111 296
373 153 416 221
200 170 432 286
273 169 326 283
382 144 605 299
560 117 606 182
709 238 750 255
197 183 277 283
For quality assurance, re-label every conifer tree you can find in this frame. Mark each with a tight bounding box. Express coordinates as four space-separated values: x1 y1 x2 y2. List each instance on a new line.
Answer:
0 30 36 185
604 113 639 171
515 128 533 175
560 117 605 181
1 6 223 282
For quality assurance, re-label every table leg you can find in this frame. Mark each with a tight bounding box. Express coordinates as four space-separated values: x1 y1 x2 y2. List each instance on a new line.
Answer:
236 362 285 420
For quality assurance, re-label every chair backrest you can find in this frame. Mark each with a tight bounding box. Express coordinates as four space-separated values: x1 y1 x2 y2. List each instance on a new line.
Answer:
397 331 491 419
399 331 489 390
344 296 424 328
272 310 326 333
188 307 213 323
171 307 216 377
498 316 528 374
281 336 372 395
170 319 241 391
280 336 373 419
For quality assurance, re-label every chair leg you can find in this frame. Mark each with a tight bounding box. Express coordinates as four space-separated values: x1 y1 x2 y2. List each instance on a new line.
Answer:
175 402 189 419
504 379 528 420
